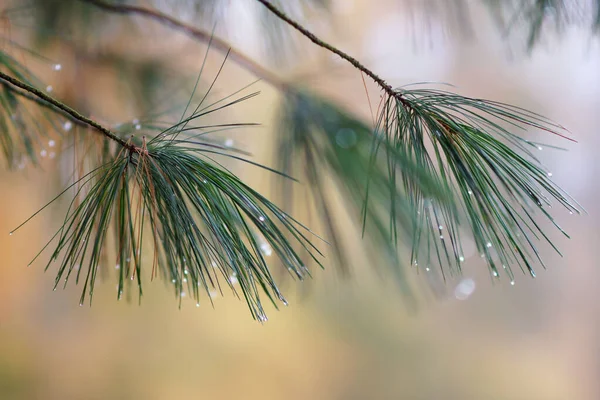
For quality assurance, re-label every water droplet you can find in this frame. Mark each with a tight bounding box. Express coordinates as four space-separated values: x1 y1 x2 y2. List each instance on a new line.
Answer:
183 278 187 283
493 271 498 277
48 140 56 147
46 85 53 93
9 232 13 236
480 253 485 258
502 264 506 269
530 270 537 278
438 225 443 230
510 280 515 285
130 276 134 280
260 242 272 256
126 258 130 262
425 267 430 272
171 279 176 283
135 124 141 130
335 128 358 149
439 235 444 240
203 179 207 184
181 291 186 297
538 146 543 151
454 278 476 300
459 256 464 262
211 261 217 268
209 290 218 298
79 303 83 307
53 64 62 71
196 303 200 307
184 270 188 275
229 275 238 285
468 190 473 195
40 149 47 157
547 172 553 177
258 216 265 222
224 139 234 147
569 211 573 215
486 242 492 248
115 264 120 269
63 121 73 131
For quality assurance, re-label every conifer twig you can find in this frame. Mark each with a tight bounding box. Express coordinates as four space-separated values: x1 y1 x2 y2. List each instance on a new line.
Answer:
0 71 132 149
254 0 405 103
79 0 286 91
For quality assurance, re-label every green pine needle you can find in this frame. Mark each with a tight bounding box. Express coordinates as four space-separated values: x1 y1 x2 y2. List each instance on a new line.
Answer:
371 86 582 280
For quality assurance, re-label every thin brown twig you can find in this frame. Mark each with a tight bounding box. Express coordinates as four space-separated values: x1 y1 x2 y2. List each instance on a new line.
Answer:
79 0 288 91
0 71 132 149
255 0 407 104
0 81 86 128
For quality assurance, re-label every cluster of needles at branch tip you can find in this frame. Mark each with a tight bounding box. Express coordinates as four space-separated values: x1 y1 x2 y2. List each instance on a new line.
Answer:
0 0 587 317
6 41 323 321
256 0 583 281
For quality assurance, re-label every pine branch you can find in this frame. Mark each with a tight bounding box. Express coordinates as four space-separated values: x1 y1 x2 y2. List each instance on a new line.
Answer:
79 0 286 90
0 71 132 150
255 0 401 100
0 81 86 129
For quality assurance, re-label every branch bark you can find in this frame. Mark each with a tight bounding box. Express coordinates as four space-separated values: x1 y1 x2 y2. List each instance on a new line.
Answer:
80 0 288 91
0 71 131 149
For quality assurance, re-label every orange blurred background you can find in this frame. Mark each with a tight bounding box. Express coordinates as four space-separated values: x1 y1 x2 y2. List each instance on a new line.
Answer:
0 1 599 399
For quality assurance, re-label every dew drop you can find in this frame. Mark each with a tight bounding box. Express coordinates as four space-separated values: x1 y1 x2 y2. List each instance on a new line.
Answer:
53 64 62 71
9 232 13 236
510 280 515 286
126 258 130 262
493 271 498 277
203 179 207 184
454 278 476 300
171 279 176 283
439 235 444 240
46 85 53 93
40 149 47 157
569 211 573 215
425 267 430 272
183 278 187 283
459 256 464 262
184 270 188 275
335 128 357 149
438 225 443 230
547 172 553 177
196 303 200 307
224 139 234 147
486 242 492 248
229 275 238 285
63 121 73 131
79 303 83 307
538 146 543 151
135 124 141 130
530 270 537 278
115 264 120 269
181 291 186 297
260 242 272 256
468 190 473 195
258 216 265 222
48 140 56 147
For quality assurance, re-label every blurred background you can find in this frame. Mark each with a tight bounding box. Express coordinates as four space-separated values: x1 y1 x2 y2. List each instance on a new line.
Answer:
0 0 599 399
